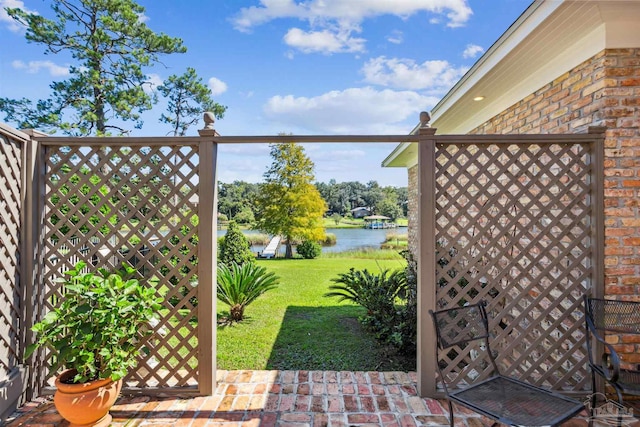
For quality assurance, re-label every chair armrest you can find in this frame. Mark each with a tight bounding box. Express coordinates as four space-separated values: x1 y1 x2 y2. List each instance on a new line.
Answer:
587 320 621 383
601 352 621 384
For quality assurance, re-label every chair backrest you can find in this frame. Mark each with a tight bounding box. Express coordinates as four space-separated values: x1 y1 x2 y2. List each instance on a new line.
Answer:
430 301 491 349
430 301 501 390
585 297 640 335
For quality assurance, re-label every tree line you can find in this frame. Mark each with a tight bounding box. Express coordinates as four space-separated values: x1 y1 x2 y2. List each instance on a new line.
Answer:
219 179 408 225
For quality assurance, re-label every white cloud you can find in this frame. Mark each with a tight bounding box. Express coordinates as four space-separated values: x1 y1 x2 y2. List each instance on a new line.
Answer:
313 148 366 160
386 30 404 45
264 87 438 134
231 0 472 54
283 27 365 54
220 144 271 157
232 0 473 31
137 12 150 23
1 0 37 32
11 60 70 77
462 44 484 59
361 56 468 94
208 77 228 96
144 73 163 93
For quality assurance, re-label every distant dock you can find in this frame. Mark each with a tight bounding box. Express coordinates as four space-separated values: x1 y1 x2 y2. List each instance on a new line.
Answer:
258 235 281 258
363 215 397 229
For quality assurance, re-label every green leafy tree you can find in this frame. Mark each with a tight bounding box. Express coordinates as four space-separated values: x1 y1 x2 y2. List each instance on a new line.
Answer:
217 263 279 323
219 221 254 267
363 181 385 214
158 67 226 136
378 198 403 220
331 213 342 225
218 181 261 220
234 207 255 225
255 143 327 258
1 0 186 135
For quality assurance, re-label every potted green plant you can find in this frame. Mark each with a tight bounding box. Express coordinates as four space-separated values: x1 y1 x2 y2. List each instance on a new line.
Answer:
25 261 164 427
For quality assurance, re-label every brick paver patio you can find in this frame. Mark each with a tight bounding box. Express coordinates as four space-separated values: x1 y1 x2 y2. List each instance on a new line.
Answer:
5 370 599 427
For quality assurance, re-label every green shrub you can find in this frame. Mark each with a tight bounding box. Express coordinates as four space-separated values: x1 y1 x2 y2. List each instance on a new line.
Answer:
297 240 322 259
324 267 407 344
217 263 279 322
219 221 254 267
393 250 417 352
25 261 164 383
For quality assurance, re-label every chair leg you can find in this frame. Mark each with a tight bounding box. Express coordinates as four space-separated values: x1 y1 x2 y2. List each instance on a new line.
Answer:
448 400 454 427
590 373 597 419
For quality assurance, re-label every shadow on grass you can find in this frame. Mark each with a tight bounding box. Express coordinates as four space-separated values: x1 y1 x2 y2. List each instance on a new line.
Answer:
265 305 415 372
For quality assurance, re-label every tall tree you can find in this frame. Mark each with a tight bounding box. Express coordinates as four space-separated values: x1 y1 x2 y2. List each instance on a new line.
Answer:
1 0 186 135
255 143 327 258
363 180 385 214
158 67 226 136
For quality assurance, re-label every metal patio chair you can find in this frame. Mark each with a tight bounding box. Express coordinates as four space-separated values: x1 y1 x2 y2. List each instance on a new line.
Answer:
430 301 585 427
584 296 640 414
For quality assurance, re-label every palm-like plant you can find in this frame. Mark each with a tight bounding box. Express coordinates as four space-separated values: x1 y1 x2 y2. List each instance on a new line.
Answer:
217 262 279 322
324 268 406 317
325 267 407 344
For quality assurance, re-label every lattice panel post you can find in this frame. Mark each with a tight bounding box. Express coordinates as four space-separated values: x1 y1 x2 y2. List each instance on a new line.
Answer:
42 142 202 392
417 125 437 397
0 125 29 418
433 138 599 393
197 127 218 395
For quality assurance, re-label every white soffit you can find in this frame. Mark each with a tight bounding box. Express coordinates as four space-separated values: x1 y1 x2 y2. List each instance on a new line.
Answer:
383 142 418 168
430 0 640 135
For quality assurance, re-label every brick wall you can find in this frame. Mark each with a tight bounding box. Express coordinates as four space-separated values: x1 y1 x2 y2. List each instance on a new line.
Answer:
468 48 640 363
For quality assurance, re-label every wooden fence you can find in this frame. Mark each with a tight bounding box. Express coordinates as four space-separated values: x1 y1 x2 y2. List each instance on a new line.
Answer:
416 126 604 396
0 124 29 419
0 119 604 413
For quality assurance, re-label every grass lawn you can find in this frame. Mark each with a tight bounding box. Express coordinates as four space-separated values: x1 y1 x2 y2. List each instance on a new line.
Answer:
216 256 414 372
322 217 363 228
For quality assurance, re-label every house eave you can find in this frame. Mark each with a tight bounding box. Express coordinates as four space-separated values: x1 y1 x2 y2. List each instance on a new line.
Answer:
381 123 421 168
431 0 640 134
383 0 640 169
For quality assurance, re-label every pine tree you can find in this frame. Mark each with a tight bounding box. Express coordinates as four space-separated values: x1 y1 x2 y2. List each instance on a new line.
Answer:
158 68 226 136
1 0 186 135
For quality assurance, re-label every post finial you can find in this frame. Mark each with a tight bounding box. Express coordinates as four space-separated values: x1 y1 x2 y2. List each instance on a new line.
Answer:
202 112 215 130
420 111 431 127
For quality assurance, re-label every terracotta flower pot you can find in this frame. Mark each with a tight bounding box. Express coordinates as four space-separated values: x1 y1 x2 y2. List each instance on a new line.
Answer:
54 369 123 427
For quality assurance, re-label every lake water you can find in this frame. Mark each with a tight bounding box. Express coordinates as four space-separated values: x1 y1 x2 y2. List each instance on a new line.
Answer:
218 227 401 254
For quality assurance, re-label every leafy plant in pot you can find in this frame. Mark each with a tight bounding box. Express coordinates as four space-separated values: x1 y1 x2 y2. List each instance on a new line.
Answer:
25 261 164 427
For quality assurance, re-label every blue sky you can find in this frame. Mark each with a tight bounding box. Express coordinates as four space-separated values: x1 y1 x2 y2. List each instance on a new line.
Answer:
0 0 530 186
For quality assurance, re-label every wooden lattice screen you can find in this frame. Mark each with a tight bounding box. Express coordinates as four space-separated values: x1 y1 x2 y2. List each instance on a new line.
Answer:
40 142 201 391
0 125 28 417
433 140 596 392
